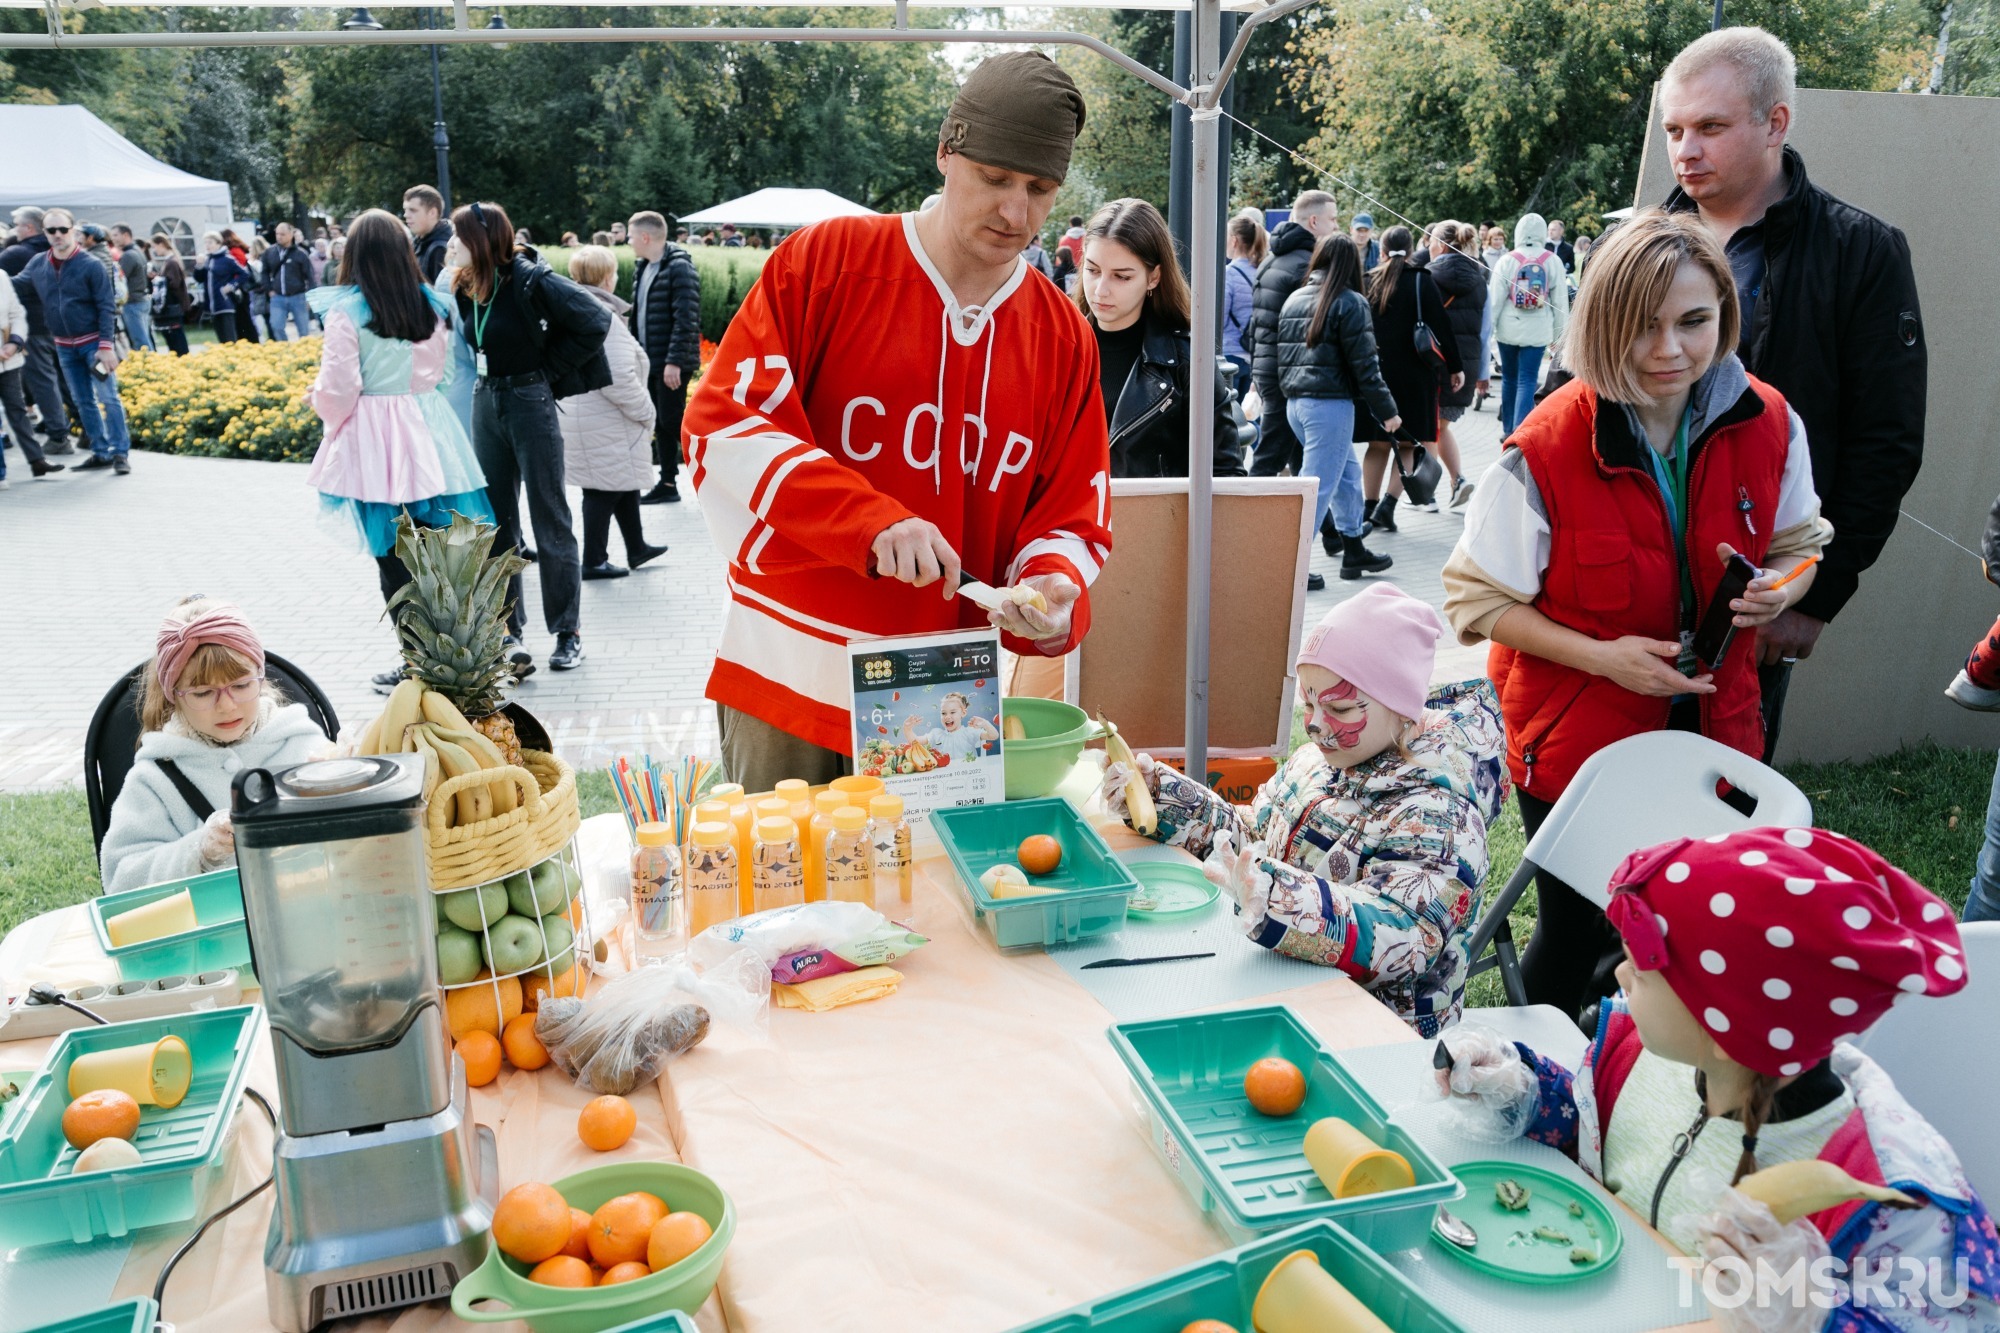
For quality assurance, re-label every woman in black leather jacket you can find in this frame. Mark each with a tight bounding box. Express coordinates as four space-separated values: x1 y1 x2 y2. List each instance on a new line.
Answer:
1073 199 1242 481
1277 234 1400 581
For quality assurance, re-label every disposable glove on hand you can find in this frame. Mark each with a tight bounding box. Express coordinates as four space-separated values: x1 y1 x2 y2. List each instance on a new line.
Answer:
1100 753 1159 824
196 811 235 870
1203 830 1275 929
1430 1024 1537 1142
986 574 1081 653
1685 1189 1832 1333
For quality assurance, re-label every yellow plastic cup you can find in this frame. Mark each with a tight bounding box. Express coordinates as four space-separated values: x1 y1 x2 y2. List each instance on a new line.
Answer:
68 1034 194 1108
1251 1248 1393 1333
1301 1117 1414 1199
830 774 884 802
105 889 197 948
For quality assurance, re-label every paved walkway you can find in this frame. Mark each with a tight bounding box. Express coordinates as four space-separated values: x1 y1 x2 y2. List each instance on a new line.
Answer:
0 406 1501 792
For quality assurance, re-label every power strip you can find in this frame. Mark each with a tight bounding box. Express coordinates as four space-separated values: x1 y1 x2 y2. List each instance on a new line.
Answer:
0 969 246 1040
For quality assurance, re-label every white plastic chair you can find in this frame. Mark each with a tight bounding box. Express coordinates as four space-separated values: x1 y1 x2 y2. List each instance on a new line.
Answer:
1852 921 2000 1202
1467 730 1815 1006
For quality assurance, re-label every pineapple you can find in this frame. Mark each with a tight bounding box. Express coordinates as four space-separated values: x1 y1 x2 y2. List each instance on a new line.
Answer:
384 514 531 768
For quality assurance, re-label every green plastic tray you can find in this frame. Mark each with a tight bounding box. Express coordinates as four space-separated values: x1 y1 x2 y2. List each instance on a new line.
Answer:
599 1314 699 1333
1125 862 1220 919
1110 1004 1461 1249
931 798 1135 949
453 1161 732 1333
1007 1218 1469 1331
0 1005 262 1245
88 869 251 982
1432 1160 1624 1284
16 1297 158 1333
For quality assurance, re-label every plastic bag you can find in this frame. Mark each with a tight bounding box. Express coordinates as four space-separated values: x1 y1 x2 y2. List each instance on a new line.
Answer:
533 943 769 1094
691 901 926 984
1680 1189 1833 1333
1423 1023 1540 1143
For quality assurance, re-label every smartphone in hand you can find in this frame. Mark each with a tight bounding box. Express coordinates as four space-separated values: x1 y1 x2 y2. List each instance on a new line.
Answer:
1691 552 1761 669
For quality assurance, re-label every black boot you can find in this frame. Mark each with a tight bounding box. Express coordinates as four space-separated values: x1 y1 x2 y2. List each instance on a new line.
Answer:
1371 495 1399 533
1341 534 1394 580
1320 514 1340 559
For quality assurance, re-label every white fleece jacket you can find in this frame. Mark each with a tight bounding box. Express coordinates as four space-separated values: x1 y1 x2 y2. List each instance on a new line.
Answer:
100 698 328 893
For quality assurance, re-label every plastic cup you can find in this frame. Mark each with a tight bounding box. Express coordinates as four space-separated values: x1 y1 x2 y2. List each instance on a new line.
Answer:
830 774 884 801
1302 1117 1414 1199
68 1034 194 1108
105 889 197 947
1251 1248 1394 1333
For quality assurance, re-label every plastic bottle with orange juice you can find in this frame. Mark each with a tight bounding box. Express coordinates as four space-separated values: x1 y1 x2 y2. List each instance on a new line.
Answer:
823 807 875 905
751 816 805 913
868 793 914 916
708 782 754 912
752 796 792 914
683 821 739 938
807 789 848 902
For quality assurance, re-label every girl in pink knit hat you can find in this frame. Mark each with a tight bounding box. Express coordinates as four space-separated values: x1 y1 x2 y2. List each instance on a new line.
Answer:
1437 827 1998 1329
1102 584 1508 1036
100 596 330 892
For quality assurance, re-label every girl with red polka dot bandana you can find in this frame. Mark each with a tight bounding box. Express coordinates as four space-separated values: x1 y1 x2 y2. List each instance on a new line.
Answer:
1437 828 1999 1330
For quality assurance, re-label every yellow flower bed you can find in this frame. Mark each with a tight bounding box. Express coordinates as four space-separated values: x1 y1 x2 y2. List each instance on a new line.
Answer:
120 338 324 463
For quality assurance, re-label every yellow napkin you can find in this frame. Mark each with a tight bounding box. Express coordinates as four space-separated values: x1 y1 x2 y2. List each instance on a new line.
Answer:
774 966 904 1012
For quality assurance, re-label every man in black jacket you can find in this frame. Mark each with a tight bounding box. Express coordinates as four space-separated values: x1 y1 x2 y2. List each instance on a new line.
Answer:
1660 26 1925 757
403 184 453 285
0 207 73 452
627 210 702 504
262 222 317 340
1245 189 1337 480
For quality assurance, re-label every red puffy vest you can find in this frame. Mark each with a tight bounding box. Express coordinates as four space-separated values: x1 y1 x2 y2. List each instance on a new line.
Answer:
1488 377 1790 801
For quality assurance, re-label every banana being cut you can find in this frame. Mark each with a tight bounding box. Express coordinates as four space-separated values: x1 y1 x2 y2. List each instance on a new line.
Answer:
1097 714 1157 835
1735 1159 1918 1226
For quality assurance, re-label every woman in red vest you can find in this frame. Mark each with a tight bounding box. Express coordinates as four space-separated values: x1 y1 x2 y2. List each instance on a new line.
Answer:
1443 210 1830 1021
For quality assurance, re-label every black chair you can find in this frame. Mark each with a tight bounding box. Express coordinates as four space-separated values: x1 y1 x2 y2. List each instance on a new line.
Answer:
84 652 341 863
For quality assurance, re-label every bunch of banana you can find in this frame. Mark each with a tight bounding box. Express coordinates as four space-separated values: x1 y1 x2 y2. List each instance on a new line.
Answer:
1097 713 1157 835
356 680 519 826
1735 1159 1917 1226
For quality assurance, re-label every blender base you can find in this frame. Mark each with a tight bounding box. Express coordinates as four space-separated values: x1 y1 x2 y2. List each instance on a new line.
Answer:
263 1063 498 1333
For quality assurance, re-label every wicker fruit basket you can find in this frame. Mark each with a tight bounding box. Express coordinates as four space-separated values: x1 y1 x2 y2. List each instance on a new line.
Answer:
426 749 580 892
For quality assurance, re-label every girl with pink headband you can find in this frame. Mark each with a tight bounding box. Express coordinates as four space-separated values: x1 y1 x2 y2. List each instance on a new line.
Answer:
1101 584 1509 1036
1437 828 1998 1327
100 596 329 891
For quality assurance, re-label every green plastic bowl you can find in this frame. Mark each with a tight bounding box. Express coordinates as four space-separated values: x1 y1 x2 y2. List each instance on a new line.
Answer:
1001 699 1102 800
451 1162 733 1333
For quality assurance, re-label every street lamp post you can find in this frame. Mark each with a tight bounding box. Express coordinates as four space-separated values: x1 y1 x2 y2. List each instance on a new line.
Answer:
422 7 452 209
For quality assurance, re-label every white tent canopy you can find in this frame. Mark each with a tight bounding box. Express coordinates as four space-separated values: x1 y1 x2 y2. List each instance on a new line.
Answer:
681 187 877 230
0 105 233 253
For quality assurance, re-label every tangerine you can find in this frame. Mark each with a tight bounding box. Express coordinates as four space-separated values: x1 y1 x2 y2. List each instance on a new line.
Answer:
1181 1322 1240 1333
598 1261 652 1286
492 1182 573 1263
457 1030 503 1087
1017 834 1063 876
445 971 523 1040
577 1094 637 1152
646 1211 714 1272
1243 1057 1308 1117
61 1088 142 1150
587 1192 668 1268
522 963 586 1011
501 1014 550 1071
561 1206 593 1260
526 1255 595 1288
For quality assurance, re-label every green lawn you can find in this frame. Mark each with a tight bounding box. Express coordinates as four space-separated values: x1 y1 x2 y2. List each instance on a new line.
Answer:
4 751 1988 1007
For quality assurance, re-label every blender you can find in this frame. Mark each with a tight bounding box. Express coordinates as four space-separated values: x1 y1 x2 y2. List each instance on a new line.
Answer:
232 754 497 1332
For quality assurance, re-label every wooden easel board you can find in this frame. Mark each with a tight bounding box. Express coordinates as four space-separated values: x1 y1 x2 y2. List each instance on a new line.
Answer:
1071 478 1315 755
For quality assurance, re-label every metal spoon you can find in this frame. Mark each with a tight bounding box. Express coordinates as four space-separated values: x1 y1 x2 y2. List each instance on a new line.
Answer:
1433 1206 1479 1249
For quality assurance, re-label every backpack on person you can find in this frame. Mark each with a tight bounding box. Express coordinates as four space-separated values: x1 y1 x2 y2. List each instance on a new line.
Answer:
1507 250 1555 310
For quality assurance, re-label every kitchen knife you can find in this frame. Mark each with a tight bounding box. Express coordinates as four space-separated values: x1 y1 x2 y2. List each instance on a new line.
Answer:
954 571 1009 614
1078 952 1217 970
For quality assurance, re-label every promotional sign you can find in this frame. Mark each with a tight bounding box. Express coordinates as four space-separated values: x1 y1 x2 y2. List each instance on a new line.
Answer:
848 629 1005 827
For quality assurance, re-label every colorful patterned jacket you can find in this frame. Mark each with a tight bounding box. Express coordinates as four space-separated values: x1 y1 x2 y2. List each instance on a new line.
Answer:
1139 679 1508 1037
1517 999 2000 1331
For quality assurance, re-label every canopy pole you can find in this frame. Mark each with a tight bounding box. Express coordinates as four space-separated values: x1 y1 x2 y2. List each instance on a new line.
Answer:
1183 0 1221 781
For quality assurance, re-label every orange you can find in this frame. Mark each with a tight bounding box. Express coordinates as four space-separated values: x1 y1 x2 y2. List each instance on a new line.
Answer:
646 1211 714 1272
588 1192 667 1268
457 1031 503 1087
1181 1322 1240 1333
62 1088 142 1150
492 1182 574 1263
561 1206 593 1261
523 964 586 1011
445 971 523 1040
598 1261 652 1286
577 1094 637 1152
501 1014 550 1071
1243 1057 1308 1117
526 1255 595 1288
1016 834 1063 877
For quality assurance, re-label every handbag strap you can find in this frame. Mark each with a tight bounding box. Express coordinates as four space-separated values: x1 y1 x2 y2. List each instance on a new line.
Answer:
154 758 216 823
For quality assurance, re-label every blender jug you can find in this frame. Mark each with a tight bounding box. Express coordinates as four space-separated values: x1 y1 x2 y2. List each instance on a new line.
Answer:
233 754 450 1135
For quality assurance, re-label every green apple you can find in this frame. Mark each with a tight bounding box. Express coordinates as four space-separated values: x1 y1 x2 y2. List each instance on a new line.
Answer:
507 868 566 918
435 922 483 986
530 853 577 903
536 916 576 968
483 913 544 975
442 883 508 933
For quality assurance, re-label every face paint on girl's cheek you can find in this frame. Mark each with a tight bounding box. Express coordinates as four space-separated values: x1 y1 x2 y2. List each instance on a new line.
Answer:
1303 680 1367 751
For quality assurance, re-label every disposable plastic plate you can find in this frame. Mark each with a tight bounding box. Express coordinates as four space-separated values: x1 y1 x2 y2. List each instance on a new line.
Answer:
0 1005 262 1244
16 1297 159 1333
931 798 1135 949
1006 1218 1469 1331
88 868 251 982
1433 1160 1624 1283
1124 861 1220 919
1110 1004 1461 1248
